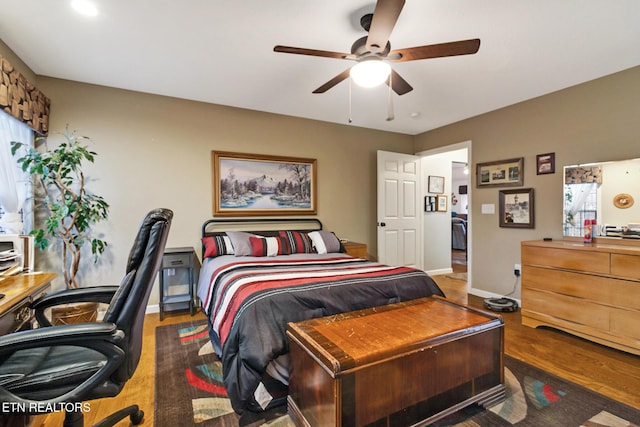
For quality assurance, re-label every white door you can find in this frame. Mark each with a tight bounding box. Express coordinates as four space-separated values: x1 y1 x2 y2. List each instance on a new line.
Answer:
377 150 422 268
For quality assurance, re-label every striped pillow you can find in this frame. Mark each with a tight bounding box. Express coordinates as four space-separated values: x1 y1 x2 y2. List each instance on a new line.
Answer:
249 236 291 257
202 235 235 258
278 230 315 253
307 231 342 254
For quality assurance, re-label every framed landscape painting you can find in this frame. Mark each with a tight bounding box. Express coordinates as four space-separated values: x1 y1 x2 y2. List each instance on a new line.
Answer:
212 151 317 216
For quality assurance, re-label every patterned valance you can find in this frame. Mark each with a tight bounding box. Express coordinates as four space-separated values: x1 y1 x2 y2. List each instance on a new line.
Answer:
565 166 603 184
0 54 50 136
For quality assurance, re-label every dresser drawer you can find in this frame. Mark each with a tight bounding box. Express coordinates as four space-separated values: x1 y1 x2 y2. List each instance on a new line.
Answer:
522 246 610 274
522 288 610 331
522 265 640 310
611 253 640 279
162 253 192 268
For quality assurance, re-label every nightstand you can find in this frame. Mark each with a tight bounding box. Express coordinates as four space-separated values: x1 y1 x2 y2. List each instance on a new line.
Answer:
342 241 367 259
159 247 200 320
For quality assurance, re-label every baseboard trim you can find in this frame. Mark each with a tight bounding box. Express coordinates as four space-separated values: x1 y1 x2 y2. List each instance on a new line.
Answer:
427 268 453 276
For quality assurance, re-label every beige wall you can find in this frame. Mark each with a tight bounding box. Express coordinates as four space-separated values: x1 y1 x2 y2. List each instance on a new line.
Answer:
414 66 640 298
3 38 639 303
32 77 413 300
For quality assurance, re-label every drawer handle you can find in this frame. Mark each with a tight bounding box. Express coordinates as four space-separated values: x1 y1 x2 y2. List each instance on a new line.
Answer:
15 306 31 323
170 260 184 266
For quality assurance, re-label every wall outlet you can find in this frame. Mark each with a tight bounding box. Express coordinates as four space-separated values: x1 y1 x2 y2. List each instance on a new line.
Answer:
514 263 521 276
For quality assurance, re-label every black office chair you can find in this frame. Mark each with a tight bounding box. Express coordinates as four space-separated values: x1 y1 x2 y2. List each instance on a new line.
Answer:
0 208 173 427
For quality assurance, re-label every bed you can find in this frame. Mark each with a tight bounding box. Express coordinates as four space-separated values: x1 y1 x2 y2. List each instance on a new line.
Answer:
196 218 445 414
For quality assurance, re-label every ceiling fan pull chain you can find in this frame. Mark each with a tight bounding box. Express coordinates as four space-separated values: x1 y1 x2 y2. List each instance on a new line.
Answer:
386 72 395 121
348 77 353 123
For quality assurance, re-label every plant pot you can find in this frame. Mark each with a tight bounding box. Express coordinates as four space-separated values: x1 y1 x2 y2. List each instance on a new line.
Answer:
51 302 99 325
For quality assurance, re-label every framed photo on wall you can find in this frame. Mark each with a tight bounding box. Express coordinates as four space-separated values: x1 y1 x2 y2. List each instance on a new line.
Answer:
476 158 524 188
536 153 555 175
499 188 535 228
424 196 437 212
212 151 317 216
428 175 445 194
437 194 448 212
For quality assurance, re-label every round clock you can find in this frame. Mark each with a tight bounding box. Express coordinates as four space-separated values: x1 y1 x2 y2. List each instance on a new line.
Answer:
613 193 634 209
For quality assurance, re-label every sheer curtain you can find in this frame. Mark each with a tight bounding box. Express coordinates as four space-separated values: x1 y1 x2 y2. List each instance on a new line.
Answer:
564 182 598 227
0 111 33 234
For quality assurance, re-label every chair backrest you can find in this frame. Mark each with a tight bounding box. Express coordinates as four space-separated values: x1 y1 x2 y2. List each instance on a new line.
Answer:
103 208 172 381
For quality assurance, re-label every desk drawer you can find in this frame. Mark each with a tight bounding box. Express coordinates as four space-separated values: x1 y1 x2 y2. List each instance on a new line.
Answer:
0 298 31 335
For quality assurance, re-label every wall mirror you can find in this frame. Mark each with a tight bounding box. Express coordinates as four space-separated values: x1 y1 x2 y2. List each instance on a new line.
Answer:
563 158 640 239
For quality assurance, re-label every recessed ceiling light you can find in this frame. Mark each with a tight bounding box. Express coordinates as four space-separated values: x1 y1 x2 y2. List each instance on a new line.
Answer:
71 0 98 17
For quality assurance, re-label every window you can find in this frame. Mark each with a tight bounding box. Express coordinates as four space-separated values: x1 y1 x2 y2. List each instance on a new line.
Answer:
564 183 598 237
0 111 34 234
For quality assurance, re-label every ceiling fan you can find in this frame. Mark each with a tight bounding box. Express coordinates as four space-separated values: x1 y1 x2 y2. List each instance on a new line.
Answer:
274 0 480 96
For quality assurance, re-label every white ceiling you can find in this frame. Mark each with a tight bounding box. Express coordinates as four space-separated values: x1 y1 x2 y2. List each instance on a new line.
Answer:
1 0 639 135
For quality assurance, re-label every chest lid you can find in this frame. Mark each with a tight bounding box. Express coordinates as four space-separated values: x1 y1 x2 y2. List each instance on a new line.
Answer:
287 296 502 376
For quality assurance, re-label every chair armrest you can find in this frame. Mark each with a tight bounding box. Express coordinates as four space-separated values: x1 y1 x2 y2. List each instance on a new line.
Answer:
0 322 121 353
0 322 126 408
32 286 119 327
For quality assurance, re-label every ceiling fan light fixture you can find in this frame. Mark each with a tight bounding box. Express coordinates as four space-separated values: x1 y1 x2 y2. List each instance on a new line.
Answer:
71 0 98 16
350 58 391 88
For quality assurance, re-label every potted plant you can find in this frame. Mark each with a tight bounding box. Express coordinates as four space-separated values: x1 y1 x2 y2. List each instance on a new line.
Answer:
11 127 109 323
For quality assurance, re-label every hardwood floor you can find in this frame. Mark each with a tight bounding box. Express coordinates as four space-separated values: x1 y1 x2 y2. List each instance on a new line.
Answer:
33 272 640 425
433 272 640 411
31 311 207 427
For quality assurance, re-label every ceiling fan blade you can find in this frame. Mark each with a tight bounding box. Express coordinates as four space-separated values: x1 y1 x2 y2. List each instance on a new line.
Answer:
312 68 352 94
387 69 413 95
366 0 405 54
274 45 353 60
388 39 481 62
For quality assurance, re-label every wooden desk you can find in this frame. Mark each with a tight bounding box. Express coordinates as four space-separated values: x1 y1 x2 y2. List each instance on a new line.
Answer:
0 272 55 335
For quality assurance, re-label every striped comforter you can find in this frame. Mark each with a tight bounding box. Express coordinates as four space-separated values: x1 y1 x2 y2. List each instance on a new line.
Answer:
196 253 444 414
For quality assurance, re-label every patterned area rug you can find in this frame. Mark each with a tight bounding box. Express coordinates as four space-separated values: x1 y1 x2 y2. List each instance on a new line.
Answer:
155 320 640 427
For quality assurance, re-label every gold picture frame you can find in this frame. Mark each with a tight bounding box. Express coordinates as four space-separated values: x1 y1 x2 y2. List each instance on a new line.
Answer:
212 151 317 216
476 157 524 188
437 194 448 212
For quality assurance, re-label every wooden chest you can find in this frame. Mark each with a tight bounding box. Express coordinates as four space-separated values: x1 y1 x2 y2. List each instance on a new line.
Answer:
287 296 504 427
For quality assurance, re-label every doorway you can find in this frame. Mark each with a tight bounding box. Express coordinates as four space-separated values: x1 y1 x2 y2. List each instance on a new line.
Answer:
417 141 471 286
451 161 469 273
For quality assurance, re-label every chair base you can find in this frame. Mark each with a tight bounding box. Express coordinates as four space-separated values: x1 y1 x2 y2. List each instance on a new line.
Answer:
62 405 144 427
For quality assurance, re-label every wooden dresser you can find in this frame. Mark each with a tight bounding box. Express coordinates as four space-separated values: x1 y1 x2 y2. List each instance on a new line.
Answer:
521 240 640 355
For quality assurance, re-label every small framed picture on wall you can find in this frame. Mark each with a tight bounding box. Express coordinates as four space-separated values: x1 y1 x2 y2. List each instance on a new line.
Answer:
536 153 555 175
437 194 448 212
499 188 535 228
428 176 445 194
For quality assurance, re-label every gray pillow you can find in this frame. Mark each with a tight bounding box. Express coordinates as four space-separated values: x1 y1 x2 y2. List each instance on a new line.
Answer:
226 231 258 256
308 231 341 254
